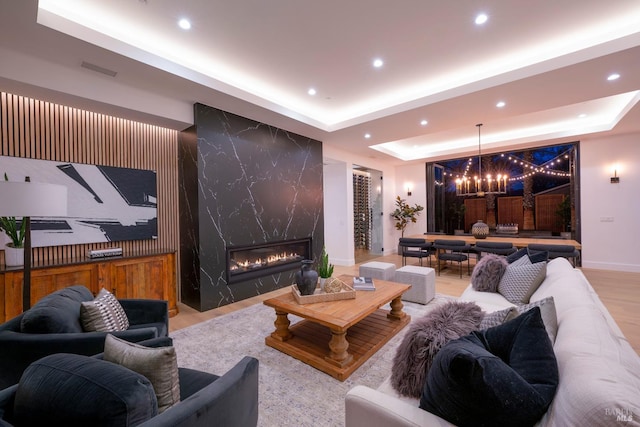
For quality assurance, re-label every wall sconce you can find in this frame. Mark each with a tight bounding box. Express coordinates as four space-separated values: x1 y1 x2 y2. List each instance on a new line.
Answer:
611 166 620 184
406 185 412 196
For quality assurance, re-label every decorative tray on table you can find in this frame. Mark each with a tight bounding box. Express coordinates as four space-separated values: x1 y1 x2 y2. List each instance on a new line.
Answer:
291 278 356 304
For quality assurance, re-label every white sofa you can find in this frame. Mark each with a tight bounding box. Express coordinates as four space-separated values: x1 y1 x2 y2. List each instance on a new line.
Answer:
345 258 640 426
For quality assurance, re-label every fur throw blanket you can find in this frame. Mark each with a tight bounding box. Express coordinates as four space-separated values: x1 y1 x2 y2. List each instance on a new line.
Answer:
390 300 483 398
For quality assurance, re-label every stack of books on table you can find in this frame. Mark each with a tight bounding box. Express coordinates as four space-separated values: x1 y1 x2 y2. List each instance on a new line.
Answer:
352 276 375 291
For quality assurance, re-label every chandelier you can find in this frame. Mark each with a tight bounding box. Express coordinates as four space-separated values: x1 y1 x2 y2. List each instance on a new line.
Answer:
455 123 507 197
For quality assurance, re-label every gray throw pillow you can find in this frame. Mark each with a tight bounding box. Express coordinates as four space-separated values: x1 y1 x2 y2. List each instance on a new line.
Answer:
390 301 483 398
479 307 518 329
104 334 180 413
498 261 547 304
515 297 558 344
80 288 130 332
510 252 533 267
479 297 557 344
471 254 508 292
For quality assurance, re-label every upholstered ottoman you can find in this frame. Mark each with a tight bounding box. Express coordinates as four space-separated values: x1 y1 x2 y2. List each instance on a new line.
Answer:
358 262 396 281
394 265 435 304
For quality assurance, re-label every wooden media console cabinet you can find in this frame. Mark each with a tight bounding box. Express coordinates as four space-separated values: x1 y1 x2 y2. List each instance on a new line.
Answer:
0 250 177 322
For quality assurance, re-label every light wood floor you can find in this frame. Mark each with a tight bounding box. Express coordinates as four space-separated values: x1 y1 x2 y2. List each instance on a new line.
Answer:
170 254 640 355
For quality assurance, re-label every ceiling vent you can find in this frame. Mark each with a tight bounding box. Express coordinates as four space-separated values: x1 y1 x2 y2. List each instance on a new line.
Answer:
81 61 118 77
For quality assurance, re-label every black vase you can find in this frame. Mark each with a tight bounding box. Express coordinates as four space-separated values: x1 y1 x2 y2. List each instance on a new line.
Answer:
295 260 318 295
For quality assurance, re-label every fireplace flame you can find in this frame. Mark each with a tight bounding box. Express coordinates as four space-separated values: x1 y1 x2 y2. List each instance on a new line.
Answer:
230 252 302 272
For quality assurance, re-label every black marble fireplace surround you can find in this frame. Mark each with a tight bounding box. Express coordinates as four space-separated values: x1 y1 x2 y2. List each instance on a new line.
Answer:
179 103 324 311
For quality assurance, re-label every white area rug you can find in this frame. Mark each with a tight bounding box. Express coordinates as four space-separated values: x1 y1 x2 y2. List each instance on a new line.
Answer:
171 295 453 427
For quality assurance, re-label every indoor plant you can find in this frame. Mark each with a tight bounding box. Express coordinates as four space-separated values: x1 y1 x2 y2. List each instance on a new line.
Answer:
317 246 334 291
391 196 424 237
556 195 571 238
0 173 26 266
450 202 466 235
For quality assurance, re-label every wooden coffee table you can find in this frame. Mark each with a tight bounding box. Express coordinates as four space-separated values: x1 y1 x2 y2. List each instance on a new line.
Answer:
263 275 411 381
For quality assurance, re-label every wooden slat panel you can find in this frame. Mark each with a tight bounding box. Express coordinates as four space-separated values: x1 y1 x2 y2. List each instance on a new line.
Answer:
536 194 565 233
497 196 523 227
0 92 181 306
464 198 486 232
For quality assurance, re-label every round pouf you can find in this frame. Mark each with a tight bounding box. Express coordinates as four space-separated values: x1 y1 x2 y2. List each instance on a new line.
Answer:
472 220 489 239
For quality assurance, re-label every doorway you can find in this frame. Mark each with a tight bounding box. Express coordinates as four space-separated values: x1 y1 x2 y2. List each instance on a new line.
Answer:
353 166 383 263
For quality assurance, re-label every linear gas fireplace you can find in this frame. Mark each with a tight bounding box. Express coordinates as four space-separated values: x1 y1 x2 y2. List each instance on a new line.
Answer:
226 238 312 284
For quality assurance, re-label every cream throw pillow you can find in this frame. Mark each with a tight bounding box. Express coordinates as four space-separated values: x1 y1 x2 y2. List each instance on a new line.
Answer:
80 288 130 332
104 334 180 413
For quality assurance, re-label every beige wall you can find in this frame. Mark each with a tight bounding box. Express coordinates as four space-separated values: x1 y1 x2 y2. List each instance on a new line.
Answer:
580 133 640 272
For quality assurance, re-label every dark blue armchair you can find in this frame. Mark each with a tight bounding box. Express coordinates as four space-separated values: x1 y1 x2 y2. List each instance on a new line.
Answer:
0 337 259 427
0 285 168 389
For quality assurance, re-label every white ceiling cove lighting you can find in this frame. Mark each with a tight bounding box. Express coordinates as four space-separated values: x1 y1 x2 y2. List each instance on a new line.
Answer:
370 91 640 161
31 1 640 163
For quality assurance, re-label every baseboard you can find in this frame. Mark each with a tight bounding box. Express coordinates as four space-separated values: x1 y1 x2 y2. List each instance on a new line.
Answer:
332 257 356 266
581 261 640 273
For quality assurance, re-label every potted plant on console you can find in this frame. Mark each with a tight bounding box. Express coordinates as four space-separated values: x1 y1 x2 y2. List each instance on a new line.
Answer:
318 246 334 292
0 174 26 267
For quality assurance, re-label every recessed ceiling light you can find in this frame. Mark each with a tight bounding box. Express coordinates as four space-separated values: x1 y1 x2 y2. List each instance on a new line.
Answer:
496 101 506 108
364 133 371 139
578 113 587 118
475 13 488 25
420 119 428 126
372 58 384 68
178 18 191 30
308 88 317 96
607 73 620 81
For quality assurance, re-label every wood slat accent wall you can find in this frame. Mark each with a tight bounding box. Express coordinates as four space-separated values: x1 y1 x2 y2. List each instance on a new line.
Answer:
497 196 523 227
464 198 486 232
0 92 180 267
535 194 564 233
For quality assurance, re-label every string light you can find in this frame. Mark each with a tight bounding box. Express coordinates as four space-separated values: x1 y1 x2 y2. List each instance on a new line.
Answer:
444 147 573 184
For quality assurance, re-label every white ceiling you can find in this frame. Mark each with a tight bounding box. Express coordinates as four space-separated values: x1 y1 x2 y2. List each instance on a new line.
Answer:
1 0 640 164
